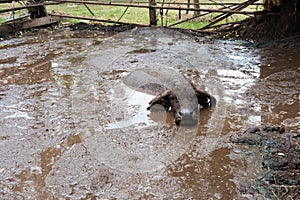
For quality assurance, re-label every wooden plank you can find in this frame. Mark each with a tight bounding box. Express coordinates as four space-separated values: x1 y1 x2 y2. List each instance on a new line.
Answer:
22 15 60 29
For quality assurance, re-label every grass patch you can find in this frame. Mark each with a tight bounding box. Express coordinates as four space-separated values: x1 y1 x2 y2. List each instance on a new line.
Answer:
47 3 151 25
0 3 28 23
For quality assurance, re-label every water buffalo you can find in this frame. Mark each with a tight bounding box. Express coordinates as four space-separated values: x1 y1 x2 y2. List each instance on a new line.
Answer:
147 80 216 125
123 67 216 125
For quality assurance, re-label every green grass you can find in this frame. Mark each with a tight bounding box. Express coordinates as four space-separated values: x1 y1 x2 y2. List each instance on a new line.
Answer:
46 3 151 25
47 3 249 29
0 3 28 23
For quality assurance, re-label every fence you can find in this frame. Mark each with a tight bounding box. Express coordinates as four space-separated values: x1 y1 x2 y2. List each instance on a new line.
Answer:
0 0 263 31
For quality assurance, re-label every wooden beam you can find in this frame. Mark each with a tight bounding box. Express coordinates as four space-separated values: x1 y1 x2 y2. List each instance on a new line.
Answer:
22 15 60 28
0 2 60 14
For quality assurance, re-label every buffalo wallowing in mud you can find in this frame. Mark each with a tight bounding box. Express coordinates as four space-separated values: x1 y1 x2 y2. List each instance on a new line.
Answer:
123 67 216 126
147 80 216 125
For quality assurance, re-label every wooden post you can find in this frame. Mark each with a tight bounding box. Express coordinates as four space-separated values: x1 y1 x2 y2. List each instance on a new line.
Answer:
149 0 157 26
193 0 200 16
186 0 190 14
194 0 201 17
26 0 47 19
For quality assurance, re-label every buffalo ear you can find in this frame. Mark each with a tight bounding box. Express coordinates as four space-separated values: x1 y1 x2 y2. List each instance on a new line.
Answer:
147 89 173 111
189 81 216 107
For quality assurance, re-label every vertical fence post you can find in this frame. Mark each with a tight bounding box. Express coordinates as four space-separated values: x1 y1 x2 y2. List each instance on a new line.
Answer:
193 0 200 16
26 0 48 19
149 0 157 25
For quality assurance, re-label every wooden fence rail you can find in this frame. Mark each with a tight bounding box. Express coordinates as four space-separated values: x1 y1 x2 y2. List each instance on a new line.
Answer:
0 1 258 15
0 0 261 31
46 0 257 15
0 2 60 14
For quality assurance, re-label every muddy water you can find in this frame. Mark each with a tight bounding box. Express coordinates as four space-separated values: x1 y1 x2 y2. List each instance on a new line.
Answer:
0 27 299 199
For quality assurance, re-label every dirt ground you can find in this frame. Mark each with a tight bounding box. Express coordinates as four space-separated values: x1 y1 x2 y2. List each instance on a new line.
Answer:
0 18 300 199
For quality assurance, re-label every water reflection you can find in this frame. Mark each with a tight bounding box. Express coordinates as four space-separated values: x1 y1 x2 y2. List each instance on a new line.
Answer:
248 48 300 132
169 147 237 199
104 81 155 129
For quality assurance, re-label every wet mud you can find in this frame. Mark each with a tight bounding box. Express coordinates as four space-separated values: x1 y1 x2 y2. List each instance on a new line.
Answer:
0 25 299 199
230 126 300 199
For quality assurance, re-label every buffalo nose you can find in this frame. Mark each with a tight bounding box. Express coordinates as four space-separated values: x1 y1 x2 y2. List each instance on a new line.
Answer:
179 109 195 117
176 109 197 126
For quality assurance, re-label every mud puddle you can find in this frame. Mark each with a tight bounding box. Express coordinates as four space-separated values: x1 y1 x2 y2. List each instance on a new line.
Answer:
0 27 299 199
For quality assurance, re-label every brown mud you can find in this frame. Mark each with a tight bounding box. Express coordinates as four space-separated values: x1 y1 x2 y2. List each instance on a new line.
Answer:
0 23 299 199
230 126 300 199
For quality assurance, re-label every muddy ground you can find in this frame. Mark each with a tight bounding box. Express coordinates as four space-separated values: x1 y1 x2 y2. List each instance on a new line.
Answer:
230 126 300 199
0 22 299 199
